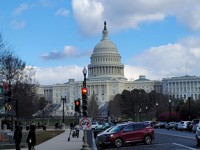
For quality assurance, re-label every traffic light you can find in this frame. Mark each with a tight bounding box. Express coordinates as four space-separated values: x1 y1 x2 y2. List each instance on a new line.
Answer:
82 87 88 117
74 99 80 112
3 90 12 103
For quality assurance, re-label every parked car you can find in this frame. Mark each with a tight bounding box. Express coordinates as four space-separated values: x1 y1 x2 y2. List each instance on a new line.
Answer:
153 122 167 129
94 125 116 138
96 122 154 148
153 122 161 128
144 121 156 127
94 122 104 130
192 119 200 132
178 121 191 130
196 124 200 146
187 121 193 131
165 122 177 130
92 122 99 129
174 122 179 130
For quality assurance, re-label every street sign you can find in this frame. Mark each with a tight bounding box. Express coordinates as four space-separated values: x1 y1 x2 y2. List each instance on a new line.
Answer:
79 117 91 130
5 99 16 116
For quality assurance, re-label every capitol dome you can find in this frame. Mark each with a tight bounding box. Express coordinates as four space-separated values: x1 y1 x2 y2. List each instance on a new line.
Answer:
88 22 126 80
93 22 118 54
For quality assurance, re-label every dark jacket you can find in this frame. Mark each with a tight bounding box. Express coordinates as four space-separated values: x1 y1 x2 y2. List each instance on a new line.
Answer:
13 126 22 143
26 125 36 146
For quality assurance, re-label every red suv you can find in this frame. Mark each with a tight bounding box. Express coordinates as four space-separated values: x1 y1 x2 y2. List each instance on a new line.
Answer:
96 122 154 148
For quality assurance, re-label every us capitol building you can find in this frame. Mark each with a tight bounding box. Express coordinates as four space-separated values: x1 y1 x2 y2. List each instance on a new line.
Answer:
38 22 200 116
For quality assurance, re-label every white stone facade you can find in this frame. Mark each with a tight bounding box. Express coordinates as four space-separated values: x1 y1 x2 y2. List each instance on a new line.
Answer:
162 75 200 100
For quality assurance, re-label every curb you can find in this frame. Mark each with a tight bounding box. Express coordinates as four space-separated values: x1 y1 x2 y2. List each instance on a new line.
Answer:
92 131 97 150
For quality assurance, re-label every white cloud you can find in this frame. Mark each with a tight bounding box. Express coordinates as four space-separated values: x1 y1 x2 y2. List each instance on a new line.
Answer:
72 0 104 36
35 65 84 85
41 45 91 60
40 0 53 7
11 20 26 29
127 36 200 80
63 46 79 56
124 65 149 81
55 8 69 17
13 3 29 16
72 0 200 36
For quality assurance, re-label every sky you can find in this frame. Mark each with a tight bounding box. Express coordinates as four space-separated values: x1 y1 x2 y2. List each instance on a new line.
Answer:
0 0 200 85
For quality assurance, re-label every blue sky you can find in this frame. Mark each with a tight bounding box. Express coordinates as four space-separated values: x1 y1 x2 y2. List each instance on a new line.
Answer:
1 0 200 85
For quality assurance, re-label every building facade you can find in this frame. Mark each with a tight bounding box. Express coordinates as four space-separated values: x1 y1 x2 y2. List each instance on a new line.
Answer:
162 75 200 100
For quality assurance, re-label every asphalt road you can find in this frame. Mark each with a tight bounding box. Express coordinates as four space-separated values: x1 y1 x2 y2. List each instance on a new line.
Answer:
95 129 200 150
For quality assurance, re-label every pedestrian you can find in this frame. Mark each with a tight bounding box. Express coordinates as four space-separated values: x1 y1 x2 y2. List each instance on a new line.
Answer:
70 122 74 130
13 125 22 150
74 123 79 138
26 125 36 150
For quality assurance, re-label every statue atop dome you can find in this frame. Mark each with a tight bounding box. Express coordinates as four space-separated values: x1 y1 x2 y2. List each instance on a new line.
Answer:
104 21 107 30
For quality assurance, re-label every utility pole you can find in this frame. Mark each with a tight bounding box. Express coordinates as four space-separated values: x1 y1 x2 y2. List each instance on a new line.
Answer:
81 66 90 150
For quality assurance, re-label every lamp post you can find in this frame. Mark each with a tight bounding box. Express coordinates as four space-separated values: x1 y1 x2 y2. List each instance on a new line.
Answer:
188 97 191 120
81 67 90 150
83 66 87 88
139 109 142 121
169 99 171 122
156 103 158 120
61 96 66 124
145 106 148 119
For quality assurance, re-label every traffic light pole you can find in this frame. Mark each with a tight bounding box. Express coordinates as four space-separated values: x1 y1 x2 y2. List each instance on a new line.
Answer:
81 67 90 150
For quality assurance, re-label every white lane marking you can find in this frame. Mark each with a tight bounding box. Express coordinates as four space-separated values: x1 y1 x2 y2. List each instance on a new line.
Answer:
173 143 197 150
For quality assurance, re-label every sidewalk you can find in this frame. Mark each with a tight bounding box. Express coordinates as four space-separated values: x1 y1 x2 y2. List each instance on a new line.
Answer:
6 129 87 150
35 129 84 150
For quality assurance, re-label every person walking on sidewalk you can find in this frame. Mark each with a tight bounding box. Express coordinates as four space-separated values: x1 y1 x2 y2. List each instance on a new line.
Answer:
13 125 22 150
74 123 79 138
26 125 36 150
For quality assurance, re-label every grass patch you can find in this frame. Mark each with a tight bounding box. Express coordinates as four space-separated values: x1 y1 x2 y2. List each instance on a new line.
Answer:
36 130 64 145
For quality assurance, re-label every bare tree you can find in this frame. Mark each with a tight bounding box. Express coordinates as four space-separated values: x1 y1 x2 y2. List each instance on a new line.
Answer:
88 93 99 119
108 94 121 118
0 34 41 119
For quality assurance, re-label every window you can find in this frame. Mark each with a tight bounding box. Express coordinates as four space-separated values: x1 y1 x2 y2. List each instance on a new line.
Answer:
133 124 145 130
123 124 134 132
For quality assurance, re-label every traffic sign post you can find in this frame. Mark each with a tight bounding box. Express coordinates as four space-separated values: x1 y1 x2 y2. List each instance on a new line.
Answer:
79 117 92 130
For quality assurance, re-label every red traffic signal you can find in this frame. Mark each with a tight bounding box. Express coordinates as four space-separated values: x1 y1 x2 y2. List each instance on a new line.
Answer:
74 99 80 112
75 100 80 106
82 87 87 95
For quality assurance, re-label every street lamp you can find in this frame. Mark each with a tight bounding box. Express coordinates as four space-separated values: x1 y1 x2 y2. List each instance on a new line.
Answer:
156 103 158 120
61 96 66 124
81 67 90 150
188 97 191 120
139 109 142 121
169 99 171 122
145 106 148 119
83 66 87 88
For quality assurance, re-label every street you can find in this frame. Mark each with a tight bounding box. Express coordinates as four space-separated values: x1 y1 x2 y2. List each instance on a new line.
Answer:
95 129 200 150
